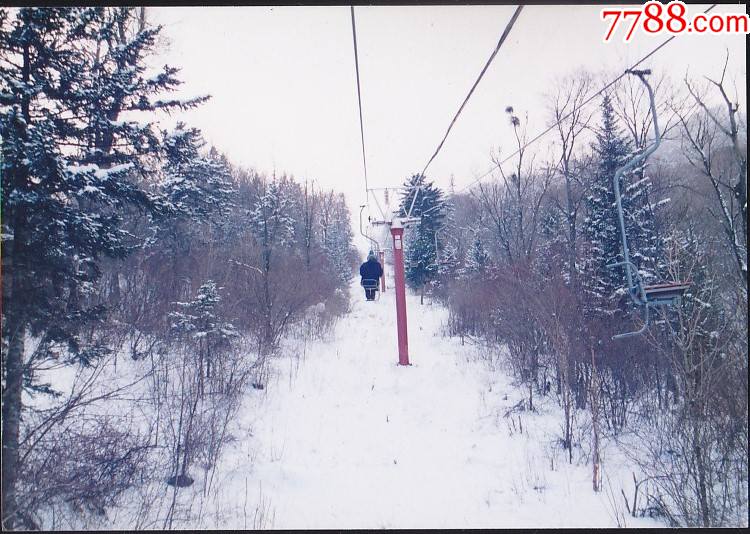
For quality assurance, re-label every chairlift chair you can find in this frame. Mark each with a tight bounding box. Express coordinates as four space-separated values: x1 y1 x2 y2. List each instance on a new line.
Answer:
361 278 381 301
640 281 691 306
608 69 690 340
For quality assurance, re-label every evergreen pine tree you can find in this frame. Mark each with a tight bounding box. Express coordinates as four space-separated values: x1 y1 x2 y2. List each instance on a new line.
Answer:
319 193 354 286
160 124 235 222
437 238 461 281
435 197 460 283
169 281 238 385
0 8 208 525
461 232 491 277
398 174 446 292
581 94 658 312
249 178 295 268
623 163 662 284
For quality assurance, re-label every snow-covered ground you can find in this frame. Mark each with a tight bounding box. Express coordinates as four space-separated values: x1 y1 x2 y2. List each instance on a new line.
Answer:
192 270 661 529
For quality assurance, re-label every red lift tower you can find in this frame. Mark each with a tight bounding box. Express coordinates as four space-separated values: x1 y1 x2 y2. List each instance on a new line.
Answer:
390 220 409 365
371 213 419 366
367 186 418 366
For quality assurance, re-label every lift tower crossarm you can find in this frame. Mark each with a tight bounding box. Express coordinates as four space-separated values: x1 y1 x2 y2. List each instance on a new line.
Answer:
359 204 380 253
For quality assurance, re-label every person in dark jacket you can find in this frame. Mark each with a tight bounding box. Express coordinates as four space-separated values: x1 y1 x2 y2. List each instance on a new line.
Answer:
359 250 383 301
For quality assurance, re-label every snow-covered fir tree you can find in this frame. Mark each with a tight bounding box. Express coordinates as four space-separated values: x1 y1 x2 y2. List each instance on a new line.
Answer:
249 179 296 270
581 93 658 312
622 161 662 286
537 203 570 283
399 173 446 292
319 193 354 286
150 127 236 287
169 281 238 382
406 230 438 289
435 197 460 284
160 124 235 222
437 237 461 281
461 232 491 277
0 8 211 526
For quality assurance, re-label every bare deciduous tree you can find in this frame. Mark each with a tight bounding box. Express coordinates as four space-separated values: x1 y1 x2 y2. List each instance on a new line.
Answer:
547 71 596 290
676 54 747 295
475 108 552 266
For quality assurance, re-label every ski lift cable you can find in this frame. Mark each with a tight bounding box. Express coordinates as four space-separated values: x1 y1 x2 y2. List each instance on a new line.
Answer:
350 6 370 202
407 4 524 218
418 3 718 218
351 6 384 249
419 5 524 180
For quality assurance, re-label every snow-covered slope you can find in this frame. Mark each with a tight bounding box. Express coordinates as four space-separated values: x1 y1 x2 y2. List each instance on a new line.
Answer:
189 269 659 529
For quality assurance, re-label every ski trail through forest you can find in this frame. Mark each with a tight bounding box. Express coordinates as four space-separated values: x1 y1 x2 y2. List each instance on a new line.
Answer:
212 272 643 529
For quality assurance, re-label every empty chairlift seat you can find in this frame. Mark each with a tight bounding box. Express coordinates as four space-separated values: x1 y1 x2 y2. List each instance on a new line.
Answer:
642 281 691 306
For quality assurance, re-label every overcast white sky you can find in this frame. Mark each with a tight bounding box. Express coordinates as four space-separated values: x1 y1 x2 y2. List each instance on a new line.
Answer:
147 4 746 251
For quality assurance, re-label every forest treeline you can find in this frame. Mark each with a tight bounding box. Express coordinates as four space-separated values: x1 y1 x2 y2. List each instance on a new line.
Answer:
1 7 356 529
397 69 747 527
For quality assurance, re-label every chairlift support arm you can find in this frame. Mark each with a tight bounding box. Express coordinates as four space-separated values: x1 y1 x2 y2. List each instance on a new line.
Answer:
359 204 380 252
610 69 660 307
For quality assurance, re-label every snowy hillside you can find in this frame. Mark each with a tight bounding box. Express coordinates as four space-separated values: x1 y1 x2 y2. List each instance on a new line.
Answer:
155 270 660 529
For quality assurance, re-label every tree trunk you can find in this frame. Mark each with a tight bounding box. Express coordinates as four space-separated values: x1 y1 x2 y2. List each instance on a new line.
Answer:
206 345 211 380
564 173 577 290
590 347 601 492
1 229 26 529
528 380 533 412
198 341 205 398
654 355 663 409
693 427 711 526
2 111 29 528
1 318 25 530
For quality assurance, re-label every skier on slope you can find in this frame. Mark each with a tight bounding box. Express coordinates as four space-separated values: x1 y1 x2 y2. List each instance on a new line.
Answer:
359 250 383 301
